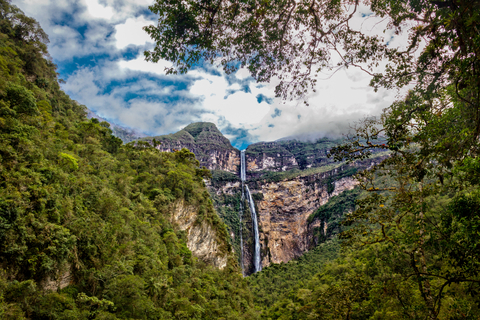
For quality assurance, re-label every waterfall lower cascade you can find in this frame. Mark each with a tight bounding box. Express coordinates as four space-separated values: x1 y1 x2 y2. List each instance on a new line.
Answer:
240 150 262 273
239 195 245 276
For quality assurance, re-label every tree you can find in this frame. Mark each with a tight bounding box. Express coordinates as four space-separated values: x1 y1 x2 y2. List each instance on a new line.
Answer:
145 0 479 102
144 1 480 318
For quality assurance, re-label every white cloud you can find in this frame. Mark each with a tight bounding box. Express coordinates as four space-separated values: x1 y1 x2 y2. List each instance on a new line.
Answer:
235 68 253 80
118 54 172 75
114 16 155 49
189 72 271 127
84 0 114 20
11 0 408 146
63 66 199 134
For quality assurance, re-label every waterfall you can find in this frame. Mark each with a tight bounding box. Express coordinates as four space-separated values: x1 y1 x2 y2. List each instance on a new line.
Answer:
240 150 246 181
239 193 245 276
240 150 261 273
245 185 262 272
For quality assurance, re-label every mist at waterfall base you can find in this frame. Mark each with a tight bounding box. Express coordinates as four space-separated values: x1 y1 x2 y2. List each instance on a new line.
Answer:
240 150 262 274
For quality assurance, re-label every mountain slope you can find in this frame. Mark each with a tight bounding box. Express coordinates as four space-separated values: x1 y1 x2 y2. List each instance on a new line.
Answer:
0 2 258 318
143 122 240 172
86 108 147 143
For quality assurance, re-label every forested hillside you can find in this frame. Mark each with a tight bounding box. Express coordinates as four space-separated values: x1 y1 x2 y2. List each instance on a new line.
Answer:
0 1 258 318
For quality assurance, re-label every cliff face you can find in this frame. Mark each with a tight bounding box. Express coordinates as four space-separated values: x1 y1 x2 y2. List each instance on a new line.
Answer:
244 138 342 178
216 164 362 270
255 171 357 267
245 142 298 173
145 122 240 173
171 200 228 269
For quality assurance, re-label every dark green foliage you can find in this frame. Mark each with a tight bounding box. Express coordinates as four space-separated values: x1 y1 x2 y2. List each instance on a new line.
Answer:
0 2 258 318
4 82 38 115
0 198 18 239
441 190 480 278
210 170 239 188
251 192 263 201
308 188 361 243
182 122 217 138
248 240 339 307
210 191 243 264
325 178 335 194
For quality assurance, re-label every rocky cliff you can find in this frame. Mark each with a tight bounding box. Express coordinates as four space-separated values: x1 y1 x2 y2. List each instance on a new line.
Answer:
244 138 342 178
252 158 382 268
213 159 383 272
171 199 228 269
255 171 357 267
144 122 240 173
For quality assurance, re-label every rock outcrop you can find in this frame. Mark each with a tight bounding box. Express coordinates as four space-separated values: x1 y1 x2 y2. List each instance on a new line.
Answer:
145 122 240 173
171 199 228 269
245 142 298 173
255 171 357 267
244 138 343 178
216 164 361 270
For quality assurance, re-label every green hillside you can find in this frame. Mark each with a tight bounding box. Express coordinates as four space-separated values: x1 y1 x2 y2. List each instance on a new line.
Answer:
0 2 258 318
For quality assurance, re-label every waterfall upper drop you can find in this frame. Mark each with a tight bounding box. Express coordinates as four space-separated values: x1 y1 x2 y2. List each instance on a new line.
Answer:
240 150 246 181
240 150 262 273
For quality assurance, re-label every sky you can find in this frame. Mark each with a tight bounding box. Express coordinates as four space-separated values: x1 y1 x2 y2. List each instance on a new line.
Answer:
12 0 407 149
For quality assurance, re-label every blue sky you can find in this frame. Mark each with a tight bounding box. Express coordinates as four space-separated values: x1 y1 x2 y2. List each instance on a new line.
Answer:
12 0 405 149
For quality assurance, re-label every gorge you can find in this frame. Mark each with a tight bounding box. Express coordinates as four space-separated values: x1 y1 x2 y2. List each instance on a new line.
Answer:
143 122 386 274
4 1 479 317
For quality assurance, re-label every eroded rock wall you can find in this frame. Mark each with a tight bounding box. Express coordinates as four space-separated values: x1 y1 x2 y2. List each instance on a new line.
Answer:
156 144 240 173
255 174 357 267
171 200 228 269
245 142 298 174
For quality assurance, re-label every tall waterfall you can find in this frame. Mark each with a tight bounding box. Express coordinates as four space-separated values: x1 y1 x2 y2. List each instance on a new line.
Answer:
245 185 262 272
240 150 262 273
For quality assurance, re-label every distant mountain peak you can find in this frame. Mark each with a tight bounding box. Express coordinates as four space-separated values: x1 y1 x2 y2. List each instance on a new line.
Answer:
183 122 221 138
141 122 238 172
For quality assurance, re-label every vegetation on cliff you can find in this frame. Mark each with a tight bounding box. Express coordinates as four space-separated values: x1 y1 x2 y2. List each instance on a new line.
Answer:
143 122 237 169
0 2 258 318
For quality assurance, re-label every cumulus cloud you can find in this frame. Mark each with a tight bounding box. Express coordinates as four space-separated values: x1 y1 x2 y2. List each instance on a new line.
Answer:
63 65 203 134
118 53 172 75
114 16 155 49
84 0 114 20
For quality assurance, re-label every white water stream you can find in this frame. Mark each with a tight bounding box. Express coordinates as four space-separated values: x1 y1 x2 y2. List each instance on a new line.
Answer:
239 193 245 275
240 150 261 273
